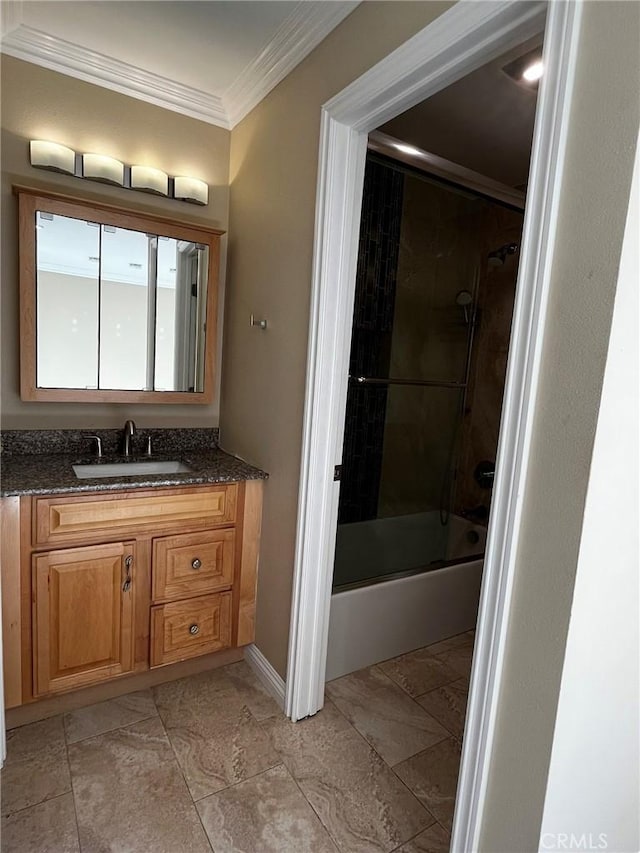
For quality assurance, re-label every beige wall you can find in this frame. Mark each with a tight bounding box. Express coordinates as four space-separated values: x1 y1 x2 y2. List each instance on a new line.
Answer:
479 2 640 850
222 1 452 679
0 56 229 428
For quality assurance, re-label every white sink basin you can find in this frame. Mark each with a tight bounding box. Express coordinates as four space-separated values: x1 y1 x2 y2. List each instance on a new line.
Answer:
73 460 193 479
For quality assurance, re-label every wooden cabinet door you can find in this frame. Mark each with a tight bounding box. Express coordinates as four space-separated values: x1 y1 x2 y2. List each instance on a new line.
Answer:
32 542 135 696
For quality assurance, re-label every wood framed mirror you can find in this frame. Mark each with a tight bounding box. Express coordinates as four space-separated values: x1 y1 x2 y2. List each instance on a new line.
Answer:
16 186 224 404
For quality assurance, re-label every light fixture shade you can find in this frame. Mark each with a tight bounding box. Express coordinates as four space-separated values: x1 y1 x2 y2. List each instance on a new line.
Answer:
30 140 76 175
173 176 208 206
130 165 169 196
82 153 124 186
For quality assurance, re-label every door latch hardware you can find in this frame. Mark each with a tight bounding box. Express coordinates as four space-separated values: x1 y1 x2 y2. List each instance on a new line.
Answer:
333 465 342 482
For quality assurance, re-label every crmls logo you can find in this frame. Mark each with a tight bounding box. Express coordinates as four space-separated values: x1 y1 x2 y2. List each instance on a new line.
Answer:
540 833 609 851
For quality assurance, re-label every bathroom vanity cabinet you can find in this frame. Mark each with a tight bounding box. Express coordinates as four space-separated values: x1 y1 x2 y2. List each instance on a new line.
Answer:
0 480 262 709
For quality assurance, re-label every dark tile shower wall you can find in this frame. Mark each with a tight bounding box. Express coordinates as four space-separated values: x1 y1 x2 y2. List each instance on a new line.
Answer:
454 208 523 517
338 159 404 524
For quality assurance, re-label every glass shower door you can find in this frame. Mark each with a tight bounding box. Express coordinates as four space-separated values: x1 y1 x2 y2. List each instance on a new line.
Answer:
333 155 483 590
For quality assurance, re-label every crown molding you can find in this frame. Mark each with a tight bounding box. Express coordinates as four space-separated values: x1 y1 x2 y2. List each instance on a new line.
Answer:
0 25 230 128
0 2 360 130
223 1 360 128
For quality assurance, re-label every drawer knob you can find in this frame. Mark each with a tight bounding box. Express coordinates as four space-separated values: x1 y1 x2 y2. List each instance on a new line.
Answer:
189 623 200 635
191 558 202 570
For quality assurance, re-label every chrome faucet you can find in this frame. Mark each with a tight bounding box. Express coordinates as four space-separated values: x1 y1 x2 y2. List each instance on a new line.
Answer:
122 420 136 457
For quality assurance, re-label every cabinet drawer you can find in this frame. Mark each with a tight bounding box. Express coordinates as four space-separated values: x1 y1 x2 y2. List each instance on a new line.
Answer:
151 593 232 666
152 529 235 603
33 485 237 545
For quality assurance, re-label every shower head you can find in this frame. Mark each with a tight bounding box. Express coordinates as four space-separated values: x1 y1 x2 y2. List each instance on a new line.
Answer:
456 290 474 324
488 242 519 267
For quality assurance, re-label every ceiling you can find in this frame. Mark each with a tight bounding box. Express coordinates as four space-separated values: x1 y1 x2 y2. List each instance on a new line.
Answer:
380 34 544 189
0 1 358 129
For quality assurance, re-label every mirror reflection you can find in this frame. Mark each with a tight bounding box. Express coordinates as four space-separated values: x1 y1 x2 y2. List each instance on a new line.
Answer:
35 212 209 392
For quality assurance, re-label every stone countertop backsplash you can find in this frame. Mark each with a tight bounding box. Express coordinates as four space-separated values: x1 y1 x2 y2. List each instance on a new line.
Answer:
0 427 220 458
0 428 267 497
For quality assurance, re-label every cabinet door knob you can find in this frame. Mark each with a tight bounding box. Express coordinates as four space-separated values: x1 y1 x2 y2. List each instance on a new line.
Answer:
191 558 202 570
189 623 200 635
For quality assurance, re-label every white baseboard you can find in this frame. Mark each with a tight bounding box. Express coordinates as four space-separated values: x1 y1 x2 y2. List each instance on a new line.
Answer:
244 644 286 711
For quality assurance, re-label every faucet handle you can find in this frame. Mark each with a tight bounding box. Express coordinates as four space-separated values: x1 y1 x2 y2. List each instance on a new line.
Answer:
145 435 153 456
85 435 103 458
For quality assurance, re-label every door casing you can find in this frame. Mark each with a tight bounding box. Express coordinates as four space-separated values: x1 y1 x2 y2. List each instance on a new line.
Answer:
285 1 584 850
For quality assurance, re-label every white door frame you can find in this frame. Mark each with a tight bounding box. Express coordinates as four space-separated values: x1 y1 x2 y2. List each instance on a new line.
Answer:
285 0 583 848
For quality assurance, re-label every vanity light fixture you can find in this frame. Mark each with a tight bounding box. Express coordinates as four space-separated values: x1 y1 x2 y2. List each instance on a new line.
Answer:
28 140 209 205
130 165 169 197
82 153 125 187
29 140 76 175
173 176 208 206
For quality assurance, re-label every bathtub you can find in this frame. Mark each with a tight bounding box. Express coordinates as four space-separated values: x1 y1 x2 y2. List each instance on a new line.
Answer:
326 511 485 680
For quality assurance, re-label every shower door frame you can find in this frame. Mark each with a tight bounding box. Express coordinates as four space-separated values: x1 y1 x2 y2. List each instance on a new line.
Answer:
285 0 583 850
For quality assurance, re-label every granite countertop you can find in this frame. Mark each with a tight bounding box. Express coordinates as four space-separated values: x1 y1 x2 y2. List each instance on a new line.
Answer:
0 429 267 497
0 448 267 497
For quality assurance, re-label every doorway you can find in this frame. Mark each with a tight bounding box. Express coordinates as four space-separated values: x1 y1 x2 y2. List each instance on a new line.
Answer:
285 1 582 849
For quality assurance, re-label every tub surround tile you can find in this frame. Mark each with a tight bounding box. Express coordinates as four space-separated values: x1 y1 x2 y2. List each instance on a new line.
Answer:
394 737 462 831
0 792 80 853
262 703 433 853
416 679 469 740
196 764 338 853
396 822 451 853
2 716 71 817
326 666 449 765
154 669 280 800
68 716 211 853
224 660 282 721
379 649 461 698
64 689 158 744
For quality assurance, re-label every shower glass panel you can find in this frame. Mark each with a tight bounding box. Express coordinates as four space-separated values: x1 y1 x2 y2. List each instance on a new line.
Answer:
334 153 522 590
334 383 464 587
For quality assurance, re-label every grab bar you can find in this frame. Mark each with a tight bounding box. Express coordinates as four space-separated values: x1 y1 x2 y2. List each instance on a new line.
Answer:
350 375 466 390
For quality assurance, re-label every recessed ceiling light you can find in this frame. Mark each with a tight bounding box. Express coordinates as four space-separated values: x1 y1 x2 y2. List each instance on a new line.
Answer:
502 46 544 89
523 60 544 82
393 142 424 157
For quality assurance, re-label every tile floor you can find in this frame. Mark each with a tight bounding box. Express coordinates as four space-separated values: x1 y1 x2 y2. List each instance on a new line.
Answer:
0 631 474 853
